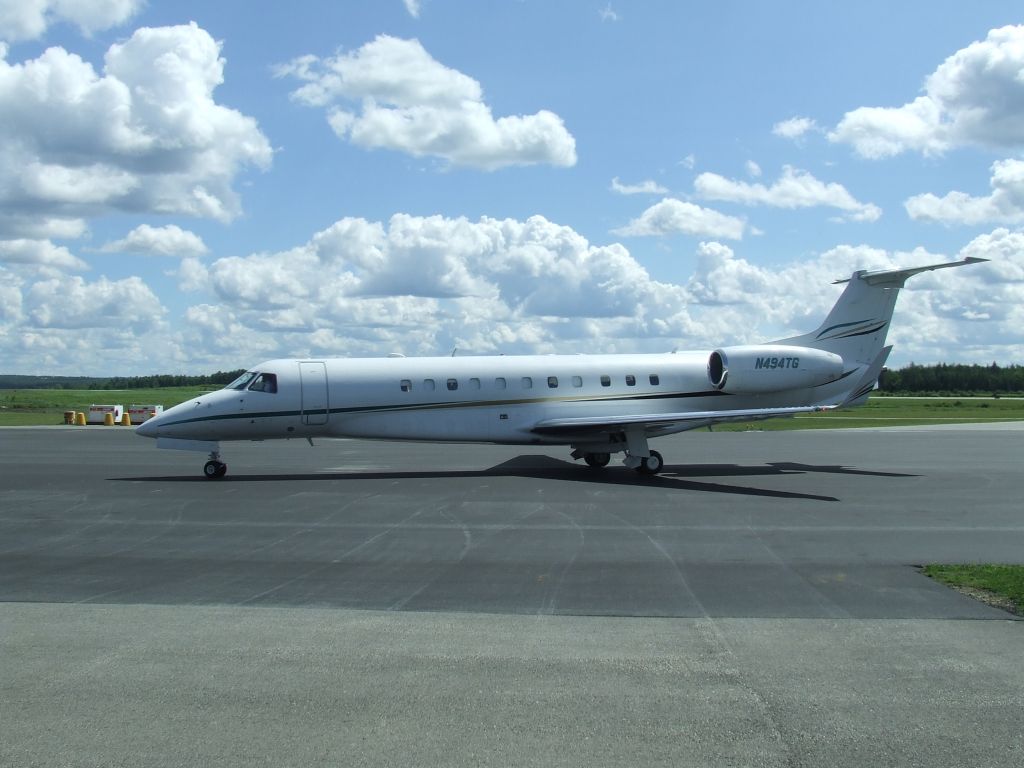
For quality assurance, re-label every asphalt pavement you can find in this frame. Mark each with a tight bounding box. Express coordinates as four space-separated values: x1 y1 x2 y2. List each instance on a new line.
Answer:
1 425 1022 766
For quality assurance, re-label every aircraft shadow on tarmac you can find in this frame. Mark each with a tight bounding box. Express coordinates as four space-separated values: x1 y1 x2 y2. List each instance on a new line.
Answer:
116 456 918 502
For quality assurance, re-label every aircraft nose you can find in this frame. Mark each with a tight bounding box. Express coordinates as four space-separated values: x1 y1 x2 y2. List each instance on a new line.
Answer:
135 415 160 438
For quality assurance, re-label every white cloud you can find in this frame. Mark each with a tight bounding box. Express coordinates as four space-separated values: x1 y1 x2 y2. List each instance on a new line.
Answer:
772 116 819 140
599 4 619 22
186 224 1015 368
831 25 1024 158
0 23 272 239
0 238 87 272
276 35 577 170
0 0 142 42
695 166 882 223
2 213 1018 372
0 269 22 323
26 274 165 331
610 177 669 195
402 0 420 19
679 154 696 169
612 198 746 239
100 224 209 258
905 159 1024 226
745 160 762 178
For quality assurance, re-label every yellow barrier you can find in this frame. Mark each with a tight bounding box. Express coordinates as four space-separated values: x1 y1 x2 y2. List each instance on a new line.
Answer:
63 411 75 424
120 413 132 426
75 412 86 426
103 413 115 426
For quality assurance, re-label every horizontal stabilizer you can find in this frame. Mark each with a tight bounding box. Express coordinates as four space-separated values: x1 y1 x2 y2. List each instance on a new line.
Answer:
833 257 988 286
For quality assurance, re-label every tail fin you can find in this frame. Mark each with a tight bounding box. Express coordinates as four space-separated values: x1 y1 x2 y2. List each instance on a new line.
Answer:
777 257 986 366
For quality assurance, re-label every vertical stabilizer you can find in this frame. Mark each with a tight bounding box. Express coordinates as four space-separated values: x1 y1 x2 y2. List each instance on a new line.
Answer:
777 257 986 366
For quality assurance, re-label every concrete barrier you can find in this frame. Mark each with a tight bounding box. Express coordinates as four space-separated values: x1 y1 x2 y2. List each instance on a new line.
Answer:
128 405 164 425
88 405 124 425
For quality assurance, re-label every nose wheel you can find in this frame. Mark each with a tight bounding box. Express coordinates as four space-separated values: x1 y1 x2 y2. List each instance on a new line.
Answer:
203 453 227 479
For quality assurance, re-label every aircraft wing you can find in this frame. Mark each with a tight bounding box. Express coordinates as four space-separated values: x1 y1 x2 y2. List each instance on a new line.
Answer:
531 404 836 437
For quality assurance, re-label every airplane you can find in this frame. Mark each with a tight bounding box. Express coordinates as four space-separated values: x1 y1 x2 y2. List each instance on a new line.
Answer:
136 257 986 479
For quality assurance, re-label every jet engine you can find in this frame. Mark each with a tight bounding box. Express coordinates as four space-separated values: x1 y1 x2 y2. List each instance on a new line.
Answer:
708 345 845 394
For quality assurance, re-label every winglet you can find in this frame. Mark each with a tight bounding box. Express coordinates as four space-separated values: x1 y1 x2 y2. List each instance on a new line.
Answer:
833 257 988 286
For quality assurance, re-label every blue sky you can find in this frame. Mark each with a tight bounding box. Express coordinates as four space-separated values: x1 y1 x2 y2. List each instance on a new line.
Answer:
2 1 1023 374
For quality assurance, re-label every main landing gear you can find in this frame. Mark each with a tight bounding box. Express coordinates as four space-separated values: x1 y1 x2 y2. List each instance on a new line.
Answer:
635 450 664 475
203 450 227 479
572 430 666 476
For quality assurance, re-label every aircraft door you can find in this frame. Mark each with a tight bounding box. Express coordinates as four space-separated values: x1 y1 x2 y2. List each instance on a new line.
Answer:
299 361 329 425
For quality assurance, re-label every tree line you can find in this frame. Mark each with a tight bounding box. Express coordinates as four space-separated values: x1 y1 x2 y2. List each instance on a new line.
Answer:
878 363 1024 395
3 363 1023 394
0 370 246 390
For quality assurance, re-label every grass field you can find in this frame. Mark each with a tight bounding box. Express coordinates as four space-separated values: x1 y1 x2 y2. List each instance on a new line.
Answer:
714 395 1024 431
924 565 1024 616
2 388 1024 428
0 387 214 426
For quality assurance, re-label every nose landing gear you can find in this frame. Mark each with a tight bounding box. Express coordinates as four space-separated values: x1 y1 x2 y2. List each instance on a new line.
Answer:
203 451 227 479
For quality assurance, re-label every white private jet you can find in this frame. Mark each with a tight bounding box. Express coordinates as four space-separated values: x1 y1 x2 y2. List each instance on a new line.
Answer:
137 258 985 478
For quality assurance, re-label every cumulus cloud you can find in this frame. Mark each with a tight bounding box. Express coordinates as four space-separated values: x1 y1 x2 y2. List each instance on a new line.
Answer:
0 22 272 239
0 0 142 42
599 4 620 22
402 0 421 18
612 198 746 239
191 213 703 359
275 35 577 170
772 116 819 140
0 238 87 271
695 166 882 222
100 224 209 258
26 274 165 331
610 177 669 195
830 25 1024 158
2 211 1018 372
905 159 1024 226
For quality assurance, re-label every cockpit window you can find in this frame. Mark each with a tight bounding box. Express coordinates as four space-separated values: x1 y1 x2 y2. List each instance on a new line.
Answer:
248 373 278 393
225 371 258 390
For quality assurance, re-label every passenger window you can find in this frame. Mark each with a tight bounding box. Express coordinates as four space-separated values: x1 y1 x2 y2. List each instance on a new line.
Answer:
248 373 277 393
649 374 660 386
400 379 412 392
600 375 611 387
571 376 583 388
447 378 458 391
521 377 533 389
625 375 636 386
495 377 507 390
547 376 558 389
424 379 436 391
469 378 481 390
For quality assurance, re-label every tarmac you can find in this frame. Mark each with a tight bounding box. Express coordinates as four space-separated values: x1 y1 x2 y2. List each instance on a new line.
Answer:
1 424 1023 766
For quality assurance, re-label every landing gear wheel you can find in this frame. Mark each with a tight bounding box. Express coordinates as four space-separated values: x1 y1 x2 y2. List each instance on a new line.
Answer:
635 450 664 475
204 460 227 479
584 452 611 468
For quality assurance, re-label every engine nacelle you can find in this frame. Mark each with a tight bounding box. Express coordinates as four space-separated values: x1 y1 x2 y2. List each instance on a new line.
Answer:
708 345 845 394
